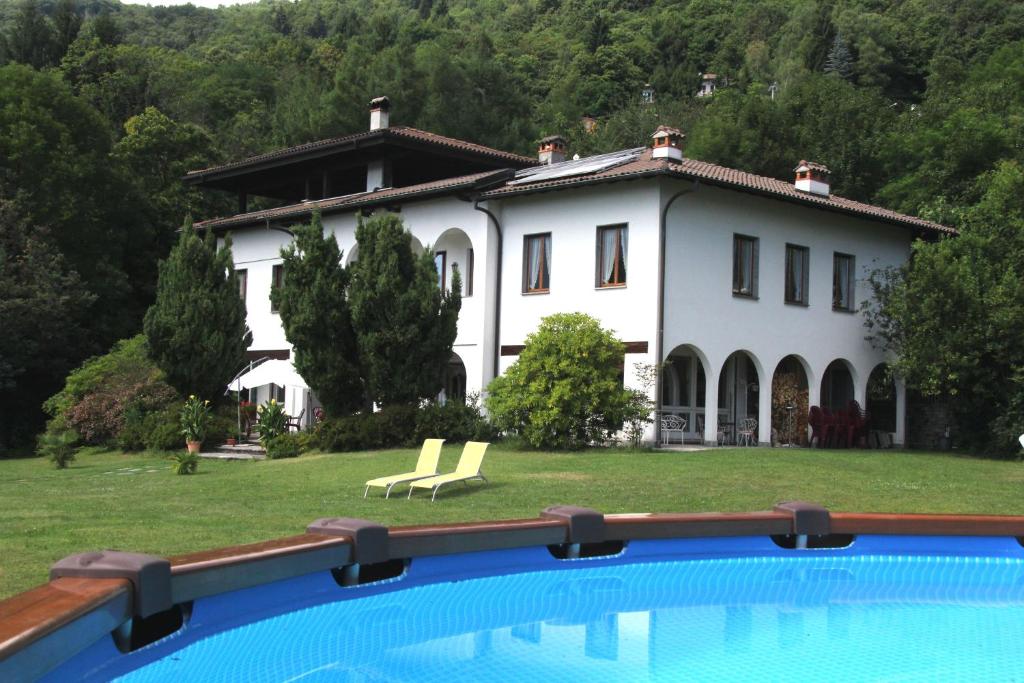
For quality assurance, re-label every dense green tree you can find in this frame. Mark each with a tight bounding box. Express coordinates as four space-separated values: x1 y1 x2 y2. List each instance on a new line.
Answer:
271 212 364 416
0 64 155 348
143 219 251 400
349 213 461 407
485 313 633 450
52 0 82 60
6 0 54 68
0 201 95 451
864 161 1024 455
113 106 223 250
91 10 120 46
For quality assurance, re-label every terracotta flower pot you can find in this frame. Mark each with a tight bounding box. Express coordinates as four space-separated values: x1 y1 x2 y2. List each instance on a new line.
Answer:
226 438 237 446
186 440 202 454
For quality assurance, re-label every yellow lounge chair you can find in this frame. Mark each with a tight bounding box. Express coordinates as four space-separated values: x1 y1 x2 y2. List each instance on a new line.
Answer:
407 441 489 501
364 439 445 498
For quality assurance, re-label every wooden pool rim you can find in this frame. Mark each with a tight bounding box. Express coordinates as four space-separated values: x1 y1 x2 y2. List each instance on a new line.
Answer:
5 502 1024 680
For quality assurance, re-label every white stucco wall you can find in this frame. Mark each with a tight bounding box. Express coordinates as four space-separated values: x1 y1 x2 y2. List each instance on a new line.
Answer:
495 183 663 393
228 228 294 352
661 180 912 444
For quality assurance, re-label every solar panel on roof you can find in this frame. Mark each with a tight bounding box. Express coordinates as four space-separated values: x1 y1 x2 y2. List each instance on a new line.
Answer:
509 148 644 185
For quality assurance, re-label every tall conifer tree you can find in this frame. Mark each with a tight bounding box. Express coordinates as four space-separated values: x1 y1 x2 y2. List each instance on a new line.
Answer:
271 212 363 416
349 213 461 406
143 219 250 400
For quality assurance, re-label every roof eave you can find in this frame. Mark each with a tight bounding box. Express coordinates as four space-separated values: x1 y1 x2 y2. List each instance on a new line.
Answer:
196 169 516 232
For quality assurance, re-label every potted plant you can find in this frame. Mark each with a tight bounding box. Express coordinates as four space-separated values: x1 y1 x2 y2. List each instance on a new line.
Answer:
181 395 211 453
225 434 238 447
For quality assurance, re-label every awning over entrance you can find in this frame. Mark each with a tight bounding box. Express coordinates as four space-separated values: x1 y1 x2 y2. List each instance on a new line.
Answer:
229 359 308 391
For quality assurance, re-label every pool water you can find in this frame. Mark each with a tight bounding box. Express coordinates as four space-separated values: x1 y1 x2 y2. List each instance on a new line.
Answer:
112 545 1024 682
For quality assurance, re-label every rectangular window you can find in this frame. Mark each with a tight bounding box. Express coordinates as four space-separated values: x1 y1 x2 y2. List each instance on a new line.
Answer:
434 251 446 290
596 224 628 287
833 253 855 311
732 235 758 297
237 268 248 304
784 245 809 305
271 264 284 313
523 233 551 293
466 248 474 297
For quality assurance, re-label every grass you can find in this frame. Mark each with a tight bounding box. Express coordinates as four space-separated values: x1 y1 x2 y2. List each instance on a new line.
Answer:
2 444 1023 599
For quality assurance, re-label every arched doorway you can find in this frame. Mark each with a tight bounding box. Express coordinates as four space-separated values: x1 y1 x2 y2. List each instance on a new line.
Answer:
772 356 810 446
432 228 474 295
719 351 761 445
820 359 855 411
866 363 896 434
440 353 467 405
662 344 708 442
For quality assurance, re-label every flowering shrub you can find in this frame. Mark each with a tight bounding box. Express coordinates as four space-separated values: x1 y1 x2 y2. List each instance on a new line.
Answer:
45 336 177 446
180 395 211 442
256 399 288 445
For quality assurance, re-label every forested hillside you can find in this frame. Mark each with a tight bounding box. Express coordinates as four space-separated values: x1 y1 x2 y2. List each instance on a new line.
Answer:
1 0 1023 452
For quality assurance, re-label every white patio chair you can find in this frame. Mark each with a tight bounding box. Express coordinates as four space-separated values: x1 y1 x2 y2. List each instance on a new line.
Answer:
737 418 758 447
660 414 687 446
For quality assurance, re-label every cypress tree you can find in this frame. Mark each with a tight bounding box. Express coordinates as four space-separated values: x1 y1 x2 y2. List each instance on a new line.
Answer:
271 211 363 416
143 218 250 400
349 213 461 406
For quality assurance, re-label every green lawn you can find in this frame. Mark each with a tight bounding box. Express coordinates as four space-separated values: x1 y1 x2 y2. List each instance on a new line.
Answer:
3 445 1023 599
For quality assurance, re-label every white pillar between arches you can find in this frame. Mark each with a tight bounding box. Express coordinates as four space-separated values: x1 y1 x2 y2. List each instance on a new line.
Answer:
894 377 907 447
854 368 867 409
704 371 719 446
758 379 772 446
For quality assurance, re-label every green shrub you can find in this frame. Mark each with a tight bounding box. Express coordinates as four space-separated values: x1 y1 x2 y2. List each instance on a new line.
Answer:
485 313 633 450
205 411 239 445
118 405 149 451
171 451 199 475
44 335 178 446
37 428 78 469
265 433 304 459
414 394 495 444
143 407 183 451
315 405 418 452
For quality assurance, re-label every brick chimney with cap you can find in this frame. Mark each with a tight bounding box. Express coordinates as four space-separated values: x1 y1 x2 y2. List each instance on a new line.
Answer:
651 125 684 162
538 135 567 165
369 96 390 131
794 160 830 196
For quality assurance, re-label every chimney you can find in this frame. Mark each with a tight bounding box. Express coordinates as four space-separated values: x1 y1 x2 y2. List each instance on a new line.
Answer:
794 160 830 196
650 125 684 162
369 96 390 131
538 135 567 165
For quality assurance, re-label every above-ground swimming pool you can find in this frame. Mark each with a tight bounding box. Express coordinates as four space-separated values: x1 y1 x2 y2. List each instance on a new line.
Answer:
4 503 1024 682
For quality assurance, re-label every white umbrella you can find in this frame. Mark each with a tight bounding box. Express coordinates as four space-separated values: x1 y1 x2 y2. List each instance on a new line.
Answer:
231 359 308 390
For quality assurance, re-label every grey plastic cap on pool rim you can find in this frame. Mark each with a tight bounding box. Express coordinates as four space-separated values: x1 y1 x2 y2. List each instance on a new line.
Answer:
50 551 172 618
541 505 605 544
774 501 831 536
307 518 389 565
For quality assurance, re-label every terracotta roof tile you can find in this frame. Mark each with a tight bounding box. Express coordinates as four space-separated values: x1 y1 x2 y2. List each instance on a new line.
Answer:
186 127 536 180
481 151 953 235
195 170 507 231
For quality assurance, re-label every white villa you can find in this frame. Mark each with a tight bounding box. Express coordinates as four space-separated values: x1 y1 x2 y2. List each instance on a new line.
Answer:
189 97 953 447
